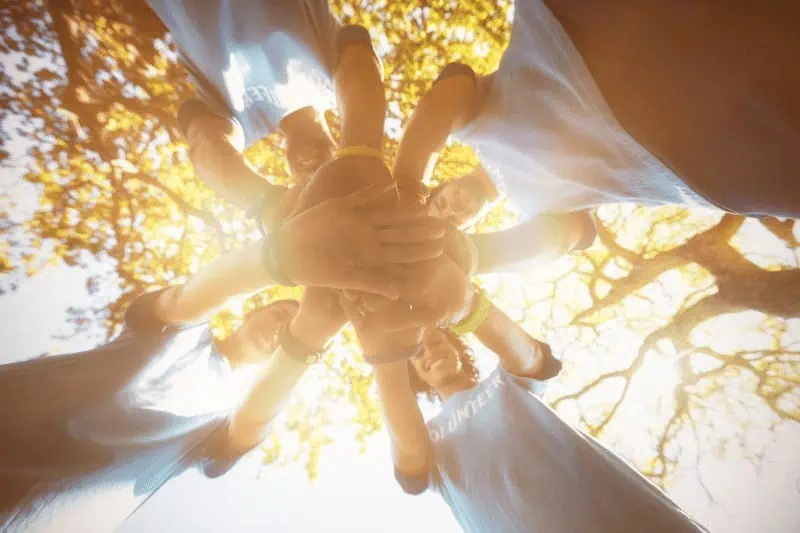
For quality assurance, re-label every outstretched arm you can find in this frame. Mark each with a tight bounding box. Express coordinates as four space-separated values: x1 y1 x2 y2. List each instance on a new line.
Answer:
224 298 338 451
393 63 481 199
154 239 278 325
374 361 433 492
470 211 596 274
179 100 287 215
334 25 386 151
338 294 437 493
472 300 560 380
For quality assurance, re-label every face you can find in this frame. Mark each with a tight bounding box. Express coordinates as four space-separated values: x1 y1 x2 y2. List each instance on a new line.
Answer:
410 329 464 389
286 131 335 184
234 301 299 364
428 180 485 227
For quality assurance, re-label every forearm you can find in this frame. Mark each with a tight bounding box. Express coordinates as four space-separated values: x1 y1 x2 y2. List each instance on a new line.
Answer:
374 361 431 472
334 26 385 150
474 303 544 377
289 288 346 350
472 213 590 274
156 241 274 324
393 66 477 187
189 139 281 210
183 106 282 211
226 347 309 450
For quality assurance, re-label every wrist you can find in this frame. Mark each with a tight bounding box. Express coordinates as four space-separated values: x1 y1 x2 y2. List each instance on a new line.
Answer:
288 313 331 352
261 230 297 287
451 287 490 335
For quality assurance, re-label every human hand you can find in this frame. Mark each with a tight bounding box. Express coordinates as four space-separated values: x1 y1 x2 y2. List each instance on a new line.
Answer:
260 185 303 229
339 292 425 361
273 183 447 299
288 287 347 350
343 252 474 338
397 179 430 209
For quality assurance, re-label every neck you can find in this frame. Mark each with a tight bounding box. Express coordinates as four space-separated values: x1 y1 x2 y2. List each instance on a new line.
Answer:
436 374 476 401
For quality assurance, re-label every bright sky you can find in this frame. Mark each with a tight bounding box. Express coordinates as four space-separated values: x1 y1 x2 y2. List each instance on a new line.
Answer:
1 22 798 533
2 101 800 533
1 266 799 532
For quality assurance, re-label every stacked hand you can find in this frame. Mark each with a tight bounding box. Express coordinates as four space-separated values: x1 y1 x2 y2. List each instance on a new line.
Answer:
272 183 447 300
266 176 475 357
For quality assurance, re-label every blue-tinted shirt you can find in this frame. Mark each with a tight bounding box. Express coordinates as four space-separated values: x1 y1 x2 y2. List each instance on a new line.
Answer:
148 0 339 146
455 0 712 218
0 291 250 532
400 366 707 533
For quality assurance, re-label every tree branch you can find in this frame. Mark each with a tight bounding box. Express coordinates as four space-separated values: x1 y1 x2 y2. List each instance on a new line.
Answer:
131 173 228 250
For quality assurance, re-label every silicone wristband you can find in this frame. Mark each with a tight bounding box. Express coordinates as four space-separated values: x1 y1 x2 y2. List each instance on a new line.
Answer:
334 145 384 163
450 288 491 335
278 324 326 366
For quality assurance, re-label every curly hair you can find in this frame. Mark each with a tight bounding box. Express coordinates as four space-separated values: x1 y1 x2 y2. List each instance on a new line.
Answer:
407 329 481 402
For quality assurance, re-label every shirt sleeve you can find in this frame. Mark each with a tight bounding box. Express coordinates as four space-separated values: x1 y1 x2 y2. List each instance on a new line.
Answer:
500 342 563 398
198 422 259 479
302 0 342 72
333 24 382 73
435 62 477 86
573 211 597 250
472 211 593 274
124 288 172 334
393 463 431 495
177 98 242 141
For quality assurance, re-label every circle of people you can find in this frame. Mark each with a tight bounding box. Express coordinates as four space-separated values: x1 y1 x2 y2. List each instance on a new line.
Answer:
3 1 798 532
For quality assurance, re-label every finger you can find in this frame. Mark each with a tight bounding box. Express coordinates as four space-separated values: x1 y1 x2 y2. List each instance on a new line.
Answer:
364 204 432 226
338 293 366 322
345 183 398 209
342 289 360 301
359 292 393 312
330 267 401 300
378 241 444 264
364 302 442 332
376 223 446 244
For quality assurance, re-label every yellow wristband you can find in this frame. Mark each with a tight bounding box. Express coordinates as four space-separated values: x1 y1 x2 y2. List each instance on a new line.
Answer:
334 145 384 163
451 288 491 336
463 234 479 278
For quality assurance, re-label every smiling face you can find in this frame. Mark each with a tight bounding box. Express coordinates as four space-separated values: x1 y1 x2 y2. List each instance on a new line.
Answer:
410 329 465 390
428 178 488 227
286 133 335 184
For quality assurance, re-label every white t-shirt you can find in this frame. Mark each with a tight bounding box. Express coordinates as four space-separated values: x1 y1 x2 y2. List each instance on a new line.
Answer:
456 0 711 219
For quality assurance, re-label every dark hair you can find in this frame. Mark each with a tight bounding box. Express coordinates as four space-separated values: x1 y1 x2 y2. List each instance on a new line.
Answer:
407 329 480 402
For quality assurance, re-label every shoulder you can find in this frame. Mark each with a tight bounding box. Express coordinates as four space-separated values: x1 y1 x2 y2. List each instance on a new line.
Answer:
124 289 172 334
436 62 477 85
178 99 243 147
394 456 433 496
497 343 562 397
566 210 597 250
197 422 256 479
334 25 381 72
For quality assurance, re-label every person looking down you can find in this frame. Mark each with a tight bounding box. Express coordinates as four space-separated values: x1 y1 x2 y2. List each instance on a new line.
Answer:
147 0 350 224
344 289 710 533
0 184 444 533
395 0 799 278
